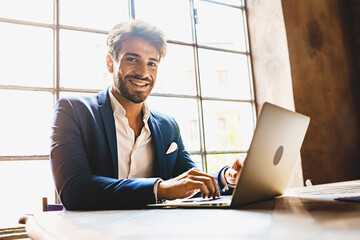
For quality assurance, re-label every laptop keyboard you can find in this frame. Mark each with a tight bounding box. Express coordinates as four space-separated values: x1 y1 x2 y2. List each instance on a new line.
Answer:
180 195 231 203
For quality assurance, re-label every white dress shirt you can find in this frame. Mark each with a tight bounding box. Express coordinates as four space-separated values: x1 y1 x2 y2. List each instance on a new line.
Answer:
109 90 154 180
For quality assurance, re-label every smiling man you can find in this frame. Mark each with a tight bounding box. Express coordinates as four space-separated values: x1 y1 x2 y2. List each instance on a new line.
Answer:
50 20 242 210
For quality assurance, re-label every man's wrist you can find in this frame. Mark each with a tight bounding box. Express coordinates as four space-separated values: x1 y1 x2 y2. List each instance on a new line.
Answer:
153 179 164 203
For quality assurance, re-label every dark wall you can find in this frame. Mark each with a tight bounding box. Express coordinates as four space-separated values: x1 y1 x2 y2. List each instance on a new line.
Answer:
281 0 360 184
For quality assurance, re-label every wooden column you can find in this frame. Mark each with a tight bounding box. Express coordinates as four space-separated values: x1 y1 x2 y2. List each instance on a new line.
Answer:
281 0 360 184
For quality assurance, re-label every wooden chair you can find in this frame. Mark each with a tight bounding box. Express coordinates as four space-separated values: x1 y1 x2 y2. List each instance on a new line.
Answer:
42 197 64 212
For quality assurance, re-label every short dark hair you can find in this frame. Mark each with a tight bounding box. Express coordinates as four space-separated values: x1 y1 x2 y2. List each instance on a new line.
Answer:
107 20 167 61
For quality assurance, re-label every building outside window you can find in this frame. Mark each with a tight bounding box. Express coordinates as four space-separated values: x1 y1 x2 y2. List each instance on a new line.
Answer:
0 0 255 227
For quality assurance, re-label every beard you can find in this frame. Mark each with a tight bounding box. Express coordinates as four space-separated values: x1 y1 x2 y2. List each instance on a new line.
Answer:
114 73 154 104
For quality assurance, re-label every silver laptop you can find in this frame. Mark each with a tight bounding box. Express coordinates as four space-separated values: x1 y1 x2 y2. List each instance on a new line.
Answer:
148 102 310 208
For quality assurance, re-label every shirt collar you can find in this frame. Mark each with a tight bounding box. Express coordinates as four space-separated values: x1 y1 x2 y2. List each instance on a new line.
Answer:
108 88 150 122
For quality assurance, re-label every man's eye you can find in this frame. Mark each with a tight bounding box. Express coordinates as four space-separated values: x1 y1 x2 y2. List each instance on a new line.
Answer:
126 57 137 63
148 62 157 67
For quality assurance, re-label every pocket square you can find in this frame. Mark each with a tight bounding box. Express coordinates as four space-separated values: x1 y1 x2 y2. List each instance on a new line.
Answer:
166 142 178 154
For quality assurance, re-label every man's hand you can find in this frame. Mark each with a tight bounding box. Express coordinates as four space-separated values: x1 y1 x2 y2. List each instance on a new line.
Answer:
157 168 220 201
225 158 244 185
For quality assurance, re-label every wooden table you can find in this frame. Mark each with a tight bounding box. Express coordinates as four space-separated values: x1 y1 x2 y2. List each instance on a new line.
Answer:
21 180 360 240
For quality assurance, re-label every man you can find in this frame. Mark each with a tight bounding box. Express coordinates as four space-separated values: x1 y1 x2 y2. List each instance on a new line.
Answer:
50 20 242 210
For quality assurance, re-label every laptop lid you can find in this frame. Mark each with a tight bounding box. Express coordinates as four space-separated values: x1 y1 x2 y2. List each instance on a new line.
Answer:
230 102 310 206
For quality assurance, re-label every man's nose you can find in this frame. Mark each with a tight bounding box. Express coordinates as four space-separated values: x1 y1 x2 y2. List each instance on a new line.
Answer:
134 62 149 79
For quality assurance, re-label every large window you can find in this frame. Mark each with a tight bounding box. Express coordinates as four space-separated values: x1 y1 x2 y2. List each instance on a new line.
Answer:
0 0 255 226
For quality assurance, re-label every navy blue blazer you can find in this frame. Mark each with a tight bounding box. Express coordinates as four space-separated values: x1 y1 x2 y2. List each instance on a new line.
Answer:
50 88 226 210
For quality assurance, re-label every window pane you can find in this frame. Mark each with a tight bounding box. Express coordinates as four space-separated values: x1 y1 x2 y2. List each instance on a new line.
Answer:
147 96 200 152
0 90 53 156
0 23 53 88
198 49 251 100
60 30 111 90
60 91 97 98
190 154 203 171
154 44 197 96
196 1 246 52
135 0 193 43
0 160 55 228
0 0 52 24
202 101 254 152
60 0 129 30
206 153 246 173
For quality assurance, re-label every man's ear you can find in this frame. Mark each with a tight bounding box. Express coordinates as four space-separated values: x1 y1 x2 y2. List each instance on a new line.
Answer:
106 55 114 73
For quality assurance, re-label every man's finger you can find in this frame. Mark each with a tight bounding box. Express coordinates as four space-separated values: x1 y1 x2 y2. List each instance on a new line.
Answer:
213 177 220 198
184 179 210 198
232 158 243 170
188 175 218 198
228 168 240 178
186 168 220 198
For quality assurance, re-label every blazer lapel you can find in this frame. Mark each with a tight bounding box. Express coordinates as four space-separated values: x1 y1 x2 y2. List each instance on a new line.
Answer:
148 114 169 179
98 88 118 179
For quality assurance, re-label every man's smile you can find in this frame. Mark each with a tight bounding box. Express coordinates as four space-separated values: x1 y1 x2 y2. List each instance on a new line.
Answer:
129 79 149 87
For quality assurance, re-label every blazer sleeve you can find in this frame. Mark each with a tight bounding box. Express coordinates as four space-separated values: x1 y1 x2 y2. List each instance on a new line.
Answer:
50 98 159 210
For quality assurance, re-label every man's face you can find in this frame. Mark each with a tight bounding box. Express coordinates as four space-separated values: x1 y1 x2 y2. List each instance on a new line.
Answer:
109 37 160 104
